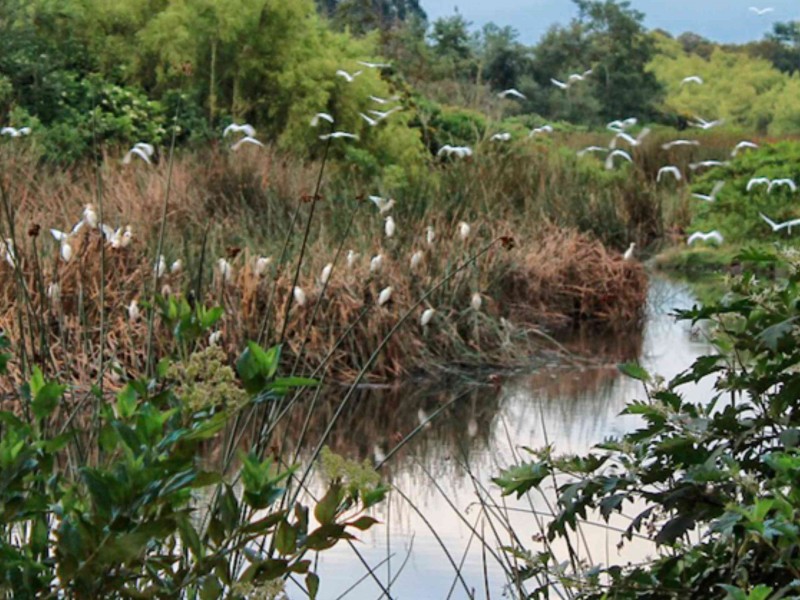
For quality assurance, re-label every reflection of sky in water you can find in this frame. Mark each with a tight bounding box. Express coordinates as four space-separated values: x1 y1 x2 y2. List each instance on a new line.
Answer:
288 276 715 599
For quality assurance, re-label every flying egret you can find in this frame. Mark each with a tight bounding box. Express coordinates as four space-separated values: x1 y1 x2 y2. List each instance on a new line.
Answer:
687 230 724 245
662 139 701 150
369 195 395 214
691 116 725 130
335 69 362 83
623 243 636 261
760 212 800 233
610 127 650 149
254 256 273 276
426 226 435 246
498 88 526 100
689 160 728 171
657 166 683 182
420 308 435 326
123 143 154 164
747 177 771 192
471 293 482 311
223 123 256 138
370 254 383 273
490 132 512 142
128 300 140 322
170 259 183 274
346 250 359 269
359 112 379 127
368 107 403 120
384 216 396 238
749 6 774 15
607 118 637 132
154 254 167 278
458 221 471 241
369 94 399 105
357 60 391 69
216 258 233 283
692 181 725 202
378 286 392 306
293 286 307 307
320 263 333 285
437 145 472 158
319 131 359 141
410 250 423 270
0 126 31 137
550 78 569 90
577 146 609 157
681 76 704 86
604 149 633 170
731 141 759 157
208 331 222 346
529 125 553 137
768 179 797 193
231 136 264 151
310 113 334 127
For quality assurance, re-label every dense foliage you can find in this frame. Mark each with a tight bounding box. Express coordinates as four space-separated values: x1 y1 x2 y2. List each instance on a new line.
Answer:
496 248 800 598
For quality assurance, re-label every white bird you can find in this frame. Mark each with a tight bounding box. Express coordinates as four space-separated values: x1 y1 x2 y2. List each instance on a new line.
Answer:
607 118 637 132
254 256 273 276
687 230 724 245
417 408 431 429
346 250 359 269
692 181 725 202
119 225 133 248
320 263 333 285
384 216 396 238
231 136 264 151
83 204 98 229
0 126 31 137
550 78 569 90
731 141 759 157
369 195 395 214
529 125 553 137
370 254 383 273
768 178 797 193
357 60 391 69
760 212 800 233
410 250 423 270
368 107 403 120
47 282 60 302
747 177 771 192
749 6 774 15
0 239 15 268
216 258 233 283
467 418 478 438
101 224 124 248
208 331 222 346
610 127 650 149
662 139 700 150
490 132 511 142
420 308 435 327
50 219 84 243
60 242 73 262
223 123 256 138
458 221 471 241
577 146 609 157
377 286 393 306
293 286 307 307
604 149 633 170
426 226 435 246
437 145 473 158
681 76 704 86
623 243 636 261
123 144 153 165
689 160 728 171
568 68 593 82
368 94 399 105
128 300 140 322
657 165 683 182
498 88 526 100
335 69 363 83
170 259 183 274
319 131 359 141
471 293 482 311
310 113 334 127
359 112 379 127
691 116 725 130
154 254 167 278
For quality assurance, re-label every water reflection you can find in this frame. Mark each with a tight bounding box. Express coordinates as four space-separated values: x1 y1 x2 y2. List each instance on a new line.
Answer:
284 276 713 599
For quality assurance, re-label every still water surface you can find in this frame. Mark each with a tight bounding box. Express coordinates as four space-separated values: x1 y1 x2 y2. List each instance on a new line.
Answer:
288 276 715 599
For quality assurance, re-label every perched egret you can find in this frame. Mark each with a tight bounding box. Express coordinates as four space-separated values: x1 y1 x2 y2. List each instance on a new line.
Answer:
604 149 633 170
680 76 704 86
208 331 222 346
293 286 307 307
417 408 431 429
687 230 724 245
410 250 423 270
369 195 395 214
529 125 553 136
623 243 636 261
170 259 183 274
732 141 759 156
437 145 472 158
760 212 800 233
254 256 273 276
426 226 436 246
47 282 60 302
310 113 334 127
216 258 233 283
370 254 383 273
154 255 167 278
662 139 700 150
320 263 333 285
420 308 435 326
467 418 479 438
384 216 396 238
377 286 393 306
498 88 526 100
223 123 256 138
335 69 362 83
490 132 512 142
319 131 358 141
83 204 98 229
458 221 471 241
346 250 359 269
0 239 15 268
657 166 682 182
60 242 73 262
230 136 264 151
692 181 725 202
128 300 140 322
471 292 482 311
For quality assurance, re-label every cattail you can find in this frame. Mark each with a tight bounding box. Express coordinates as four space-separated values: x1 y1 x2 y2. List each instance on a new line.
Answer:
60 242 73 262
471 292 482 311
293 286 307 307
170 259 183 274
370 253 383 273
420 308 435 326
320 262 333 285
385 216 396 238
458 221 471 241
426 225 435 246
378 286 393 306
208 331 222 346
128 300 140 322
254 256 272 276
410 250 423 270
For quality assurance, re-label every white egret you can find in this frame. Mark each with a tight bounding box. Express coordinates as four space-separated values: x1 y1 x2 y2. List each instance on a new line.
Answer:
310 113 334 127
467 418 478 438
60 242 73 262
359 113 379 127
223 123 256 138
417 408 431 429
154 254 167 278
346 250 359 269
377 286 392 306
0 126 31 137
293 286 307 307
768 179 797 193
335 69 362 82
689 160 728 171
731 141 759 157
604 149 633 170
661 139 700 150
498 88 526 100
692 181 725 202
369 254 383 273
687 231 724 245
623 243 636 261
128 300 140 322
437 145 472 158
426 226 435 246
420 308 435 326
368 107 403 120
568 68 593 81
680 76 704 86
607 118 637 132
657 166 682 182
123 142 154 165
529 125 553 136
458 221 471 241
577 146 609 157
490 132 512 142
384 216 396 238
170 259 183 274
319 131 358 141
119 226 133 248
550 78 569 90
410 250 423 270
231 136 264 151
320 263 333 285
610 127 650 148
216 258 233 283
749 6 774 15
691 116 724 130
254 256 273 276
369 195 395 214
357 60 390 69
760 212 800 233
0 239 15 268
208 331 222 346
368 94 399 105
747 177 771 192
47 282 60 302
471 293 482 311
83 204 98 229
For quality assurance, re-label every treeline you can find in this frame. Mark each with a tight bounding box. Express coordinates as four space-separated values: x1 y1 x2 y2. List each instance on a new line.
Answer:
0 0 798 164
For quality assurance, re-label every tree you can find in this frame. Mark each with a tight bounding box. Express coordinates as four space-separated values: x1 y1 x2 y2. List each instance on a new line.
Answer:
478 24 531 90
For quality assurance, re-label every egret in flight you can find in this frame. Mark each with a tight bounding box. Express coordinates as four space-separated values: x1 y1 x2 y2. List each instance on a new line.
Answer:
692 181 725 202
498 88 526 100
687 231 724 245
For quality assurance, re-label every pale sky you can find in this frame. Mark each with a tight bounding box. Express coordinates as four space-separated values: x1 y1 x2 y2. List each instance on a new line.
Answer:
421 0 799 44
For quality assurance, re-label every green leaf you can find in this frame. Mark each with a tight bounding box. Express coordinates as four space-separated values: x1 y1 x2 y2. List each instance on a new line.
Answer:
32 381 67 420
199 575 223 600
314 483 342 526
274 519 297 555
493 462 550 498
347 516 379 531
307 572 320 599
617 362 650 382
